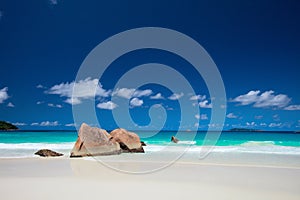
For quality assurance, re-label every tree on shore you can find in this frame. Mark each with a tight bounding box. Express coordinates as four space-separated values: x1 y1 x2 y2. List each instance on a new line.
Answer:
0 121 18 130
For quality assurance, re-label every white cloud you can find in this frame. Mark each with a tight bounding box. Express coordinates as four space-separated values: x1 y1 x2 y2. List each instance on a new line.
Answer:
64 97 81 105
31 121 60 126
208 123 223 129
36 101 44 105
49 0 58 5
284 105 300 111
7 102 15 107
246 122 257 127
112 88 135 99
190 95 206 101
65 123 76 127
112 88 152 99
226 113 238 119
130 98 143 107
0 87 9 103
200 114 208 120
273 114 280 121
195 114 208 120
133 89 152 97
269 123 282 128
168 92 184 100
220 104 226 109
260 123 267 127
97 101 117 110
47 78 110 105
36 84 46 89
255 115 263 120
199 100 212 108
232 90 291 109
48 103 62 108
153 104 163 108
150 93 164 99
13 122 27 126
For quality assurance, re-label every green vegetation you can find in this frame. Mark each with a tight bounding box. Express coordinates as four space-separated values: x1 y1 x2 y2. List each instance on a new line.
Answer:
0 121 18 130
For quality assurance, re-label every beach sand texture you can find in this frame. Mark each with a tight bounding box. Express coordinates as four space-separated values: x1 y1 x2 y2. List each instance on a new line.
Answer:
1 154 299 200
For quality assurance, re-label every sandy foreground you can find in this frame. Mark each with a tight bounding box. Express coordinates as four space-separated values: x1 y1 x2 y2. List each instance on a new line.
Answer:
1 153 300 200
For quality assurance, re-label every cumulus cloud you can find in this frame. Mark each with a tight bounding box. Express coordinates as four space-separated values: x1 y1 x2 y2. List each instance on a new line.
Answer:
200 114 208 120
190 95 206 101
97 101 117 110
65 123 76 127
195 114 208 120
112 88 152 99
273 114 280 121
226 113 238 119
49 0 58 5
0 87 9 103
31 121 60 126
260 123 267 127
36 84 46 89
48 103 62 108
64 97 81 105
150 93 164 99
284 105 300 111
191 95 213 108
269 123 282 128
36 101 44 105
112 88 135 99
130 98 143 107
13 122 27 126
168 92 184 100
7 102 15 107
199 100 212 108
231 90 291 109
47 78 110 105
133 89 152 97
255 115 263 120
246 122 257 127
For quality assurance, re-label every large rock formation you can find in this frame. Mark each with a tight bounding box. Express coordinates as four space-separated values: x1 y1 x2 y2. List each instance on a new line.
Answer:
70 123 121 157
35 149 63 157
109 128 144 153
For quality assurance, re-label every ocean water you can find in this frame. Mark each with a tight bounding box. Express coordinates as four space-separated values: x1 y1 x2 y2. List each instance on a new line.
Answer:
0 130 300 158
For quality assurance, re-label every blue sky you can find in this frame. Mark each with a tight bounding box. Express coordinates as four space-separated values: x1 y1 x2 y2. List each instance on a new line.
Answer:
0 0 300 131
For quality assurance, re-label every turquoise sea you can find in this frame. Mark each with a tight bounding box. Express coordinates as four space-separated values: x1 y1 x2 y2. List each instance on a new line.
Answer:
0 130 300 158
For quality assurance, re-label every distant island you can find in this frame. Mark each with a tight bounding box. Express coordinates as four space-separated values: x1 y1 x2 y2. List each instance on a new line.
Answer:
0 121 18 130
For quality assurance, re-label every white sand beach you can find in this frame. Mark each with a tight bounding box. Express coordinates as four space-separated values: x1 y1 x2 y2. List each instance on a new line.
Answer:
1 152 300 200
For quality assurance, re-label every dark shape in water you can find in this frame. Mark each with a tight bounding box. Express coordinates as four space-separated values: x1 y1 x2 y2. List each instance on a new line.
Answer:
171 136 179 143
141 141 147 146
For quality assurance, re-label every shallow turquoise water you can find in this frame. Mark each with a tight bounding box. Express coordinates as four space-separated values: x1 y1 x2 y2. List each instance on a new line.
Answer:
0 130 299 158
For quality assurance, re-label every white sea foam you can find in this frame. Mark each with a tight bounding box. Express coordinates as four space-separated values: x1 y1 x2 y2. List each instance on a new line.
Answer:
240 141 275 146
144 144 300 155
0 142 74 150
1 141 300 158
177 141 197 145
0 142 74 158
